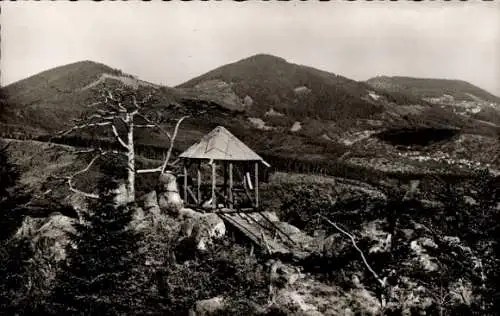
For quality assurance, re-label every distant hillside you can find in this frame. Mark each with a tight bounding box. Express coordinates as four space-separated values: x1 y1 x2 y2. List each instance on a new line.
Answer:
366 76 500 103
1 61 145 134
178 54 424 122
0 60 351 163
366 76 500 126
0 61 229 137
2 57 498 171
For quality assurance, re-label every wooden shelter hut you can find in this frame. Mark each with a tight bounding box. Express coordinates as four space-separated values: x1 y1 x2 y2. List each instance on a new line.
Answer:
178 126 270 210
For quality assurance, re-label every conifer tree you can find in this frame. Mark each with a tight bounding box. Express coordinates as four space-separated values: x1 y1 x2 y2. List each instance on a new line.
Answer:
52 157 143 315
0 143 40 312
0 143 31 240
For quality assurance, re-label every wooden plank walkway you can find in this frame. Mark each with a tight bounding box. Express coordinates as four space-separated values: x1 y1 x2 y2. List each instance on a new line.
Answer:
217 208 311 260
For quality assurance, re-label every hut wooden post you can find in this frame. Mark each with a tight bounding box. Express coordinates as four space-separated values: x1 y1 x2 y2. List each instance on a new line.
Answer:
211 161 216 209
229 162 233 209
183 164 188 204
197 162 201 206
223 162 228 206
254 162 259 208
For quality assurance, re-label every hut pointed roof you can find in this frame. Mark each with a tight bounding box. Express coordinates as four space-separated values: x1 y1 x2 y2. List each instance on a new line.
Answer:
179 126 270 166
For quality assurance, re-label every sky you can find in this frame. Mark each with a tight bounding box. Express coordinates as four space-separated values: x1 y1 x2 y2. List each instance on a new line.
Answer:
2 1 500 96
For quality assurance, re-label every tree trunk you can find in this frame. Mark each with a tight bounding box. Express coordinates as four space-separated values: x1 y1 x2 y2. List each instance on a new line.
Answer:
126 113 135 203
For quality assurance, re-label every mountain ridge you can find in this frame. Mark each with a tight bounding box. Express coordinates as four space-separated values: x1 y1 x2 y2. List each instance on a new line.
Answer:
1 55 499 168
366 75 500 102
366 75 500 126
177 54 428 122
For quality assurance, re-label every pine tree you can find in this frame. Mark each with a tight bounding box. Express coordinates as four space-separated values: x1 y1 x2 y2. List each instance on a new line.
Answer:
51 159 143 315
0 143 31 240
0 143 42 313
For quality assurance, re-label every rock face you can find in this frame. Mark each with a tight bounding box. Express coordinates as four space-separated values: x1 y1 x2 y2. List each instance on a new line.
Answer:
65 192 89 218
322 233 352 258
360 220 392 254
15 213 76 262
189 296 225 316
267 260 381 316
290 121 302 132
142 190 161 216
410 237 439 272
157 172 183 214
178 208 226 251
112 182 129 206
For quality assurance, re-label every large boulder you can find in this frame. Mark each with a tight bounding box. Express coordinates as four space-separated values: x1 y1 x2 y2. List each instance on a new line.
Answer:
14 213 76 262
112 182 129 206
142 190 161 216
410 237 439 272
189 296 225 316
157 172 183 214
65 192 89 218
360 220 392 254
128 207 151 232
178 210 226 251
322 233 351 258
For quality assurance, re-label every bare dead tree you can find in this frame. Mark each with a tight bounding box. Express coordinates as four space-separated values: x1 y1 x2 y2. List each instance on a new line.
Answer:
55 86 188 202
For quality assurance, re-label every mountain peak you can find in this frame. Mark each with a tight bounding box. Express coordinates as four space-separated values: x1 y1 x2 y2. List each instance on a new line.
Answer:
240 54 288 63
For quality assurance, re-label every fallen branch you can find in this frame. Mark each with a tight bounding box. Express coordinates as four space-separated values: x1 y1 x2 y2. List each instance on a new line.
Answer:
318 214 387 288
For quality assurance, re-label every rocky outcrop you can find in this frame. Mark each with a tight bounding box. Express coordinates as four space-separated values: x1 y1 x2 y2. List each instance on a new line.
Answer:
189 296 226 316
274 222 316 252
178 208 226 251
267 260 382 316
290 121 302 132
142 190 161 216
14 213 76 262
65 192 89 218
410 237 439 272
157 172 183 214
360 220 392 254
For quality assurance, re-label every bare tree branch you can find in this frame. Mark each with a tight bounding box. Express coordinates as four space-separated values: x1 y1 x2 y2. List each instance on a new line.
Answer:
132 93 153 110
103 89 127 113
134 117 187 174
136 167 162 174
74 147 126 156
52 153 105 199
56 121 112 137
72 114 116 125
136 113 172 140
134 124 156 128
111 125 128 150
97 109 118 116
161 115 189 174
87 101 103 108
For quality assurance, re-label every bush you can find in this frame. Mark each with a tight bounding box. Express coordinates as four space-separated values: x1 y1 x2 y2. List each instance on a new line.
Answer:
156 238 268 315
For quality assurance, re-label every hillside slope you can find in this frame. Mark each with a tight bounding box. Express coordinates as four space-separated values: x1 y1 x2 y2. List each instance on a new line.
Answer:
0 60 351 163
366 76 500 126
1 61 152 135
366 76 500 103
178 54 426 121
2 57 498 171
